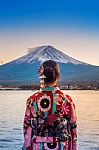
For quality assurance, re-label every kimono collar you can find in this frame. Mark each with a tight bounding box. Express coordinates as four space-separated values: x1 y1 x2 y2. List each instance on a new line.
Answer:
42 85 59 92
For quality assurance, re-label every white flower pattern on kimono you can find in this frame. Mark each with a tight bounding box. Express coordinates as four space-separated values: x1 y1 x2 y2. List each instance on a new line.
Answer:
61 103 70 115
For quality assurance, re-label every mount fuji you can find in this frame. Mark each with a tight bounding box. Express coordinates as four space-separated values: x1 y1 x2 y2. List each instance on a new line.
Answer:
0 45 99 85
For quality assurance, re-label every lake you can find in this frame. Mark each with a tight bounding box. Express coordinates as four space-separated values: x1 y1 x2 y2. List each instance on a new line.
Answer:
0 90 99 150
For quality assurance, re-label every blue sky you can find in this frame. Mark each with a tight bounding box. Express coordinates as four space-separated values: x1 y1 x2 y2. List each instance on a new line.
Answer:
0 0 99 30
0 0 99 65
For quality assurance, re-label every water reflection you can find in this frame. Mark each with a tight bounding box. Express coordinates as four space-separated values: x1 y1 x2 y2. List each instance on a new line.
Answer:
0 90 99 150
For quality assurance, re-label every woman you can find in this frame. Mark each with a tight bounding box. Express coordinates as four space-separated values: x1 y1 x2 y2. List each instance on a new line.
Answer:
22 60 77 150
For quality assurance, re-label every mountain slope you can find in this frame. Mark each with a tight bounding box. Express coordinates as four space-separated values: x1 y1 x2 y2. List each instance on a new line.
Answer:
13 45 87 65
0 45 99 85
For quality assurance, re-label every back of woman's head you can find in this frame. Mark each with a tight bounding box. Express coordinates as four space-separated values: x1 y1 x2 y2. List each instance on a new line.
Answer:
42 60 60 84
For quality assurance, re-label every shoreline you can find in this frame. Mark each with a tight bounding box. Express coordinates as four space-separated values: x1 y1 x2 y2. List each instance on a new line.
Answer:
0 88 99 91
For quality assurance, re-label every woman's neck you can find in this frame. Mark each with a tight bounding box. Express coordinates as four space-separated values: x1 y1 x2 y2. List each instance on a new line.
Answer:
45 81 57 87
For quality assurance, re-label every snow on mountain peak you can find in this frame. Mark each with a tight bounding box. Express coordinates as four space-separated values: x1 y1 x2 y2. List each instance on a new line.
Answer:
15 45 87 65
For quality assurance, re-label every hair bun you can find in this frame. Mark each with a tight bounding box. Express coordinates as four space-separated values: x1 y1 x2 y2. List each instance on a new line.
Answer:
44 67 56 83
42 60 60 84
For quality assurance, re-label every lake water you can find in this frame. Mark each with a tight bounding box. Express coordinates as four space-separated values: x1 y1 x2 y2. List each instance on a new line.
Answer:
0 90 99 150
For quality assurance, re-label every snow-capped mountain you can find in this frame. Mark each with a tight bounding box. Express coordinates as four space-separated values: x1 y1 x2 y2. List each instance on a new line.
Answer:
0 45 99 85
15 45 86 65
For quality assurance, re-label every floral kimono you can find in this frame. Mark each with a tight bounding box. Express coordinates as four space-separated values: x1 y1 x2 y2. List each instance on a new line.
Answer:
22 86 77 150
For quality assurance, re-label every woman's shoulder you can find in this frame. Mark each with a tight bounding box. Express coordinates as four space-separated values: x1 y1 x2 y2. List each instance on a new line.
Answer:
26 91 42 108
27 91 42 103
65 94 73 103
31 90 43 98
56 89 74 103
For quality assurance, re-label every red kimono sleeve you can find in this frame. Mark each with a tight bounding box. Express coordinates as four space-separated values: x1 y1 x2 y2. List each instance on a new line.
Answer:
66 95 77 150
22 97 34 150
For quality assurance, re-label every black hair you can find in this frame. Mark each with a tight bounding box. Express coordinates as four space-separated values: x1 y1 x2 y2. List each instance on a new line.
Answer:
42 60 60 84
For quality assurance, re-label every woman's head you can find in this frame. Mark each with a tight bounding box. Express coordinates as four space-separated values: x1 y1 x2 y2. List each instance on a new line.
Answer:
42 60 60 84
